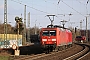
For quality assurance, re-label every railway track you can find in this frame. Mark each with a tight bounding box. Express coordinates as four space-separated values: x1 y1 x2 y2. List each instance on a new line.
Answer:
11 43 90 60
13 50 63 60
11 44 76 60
63 43 90 60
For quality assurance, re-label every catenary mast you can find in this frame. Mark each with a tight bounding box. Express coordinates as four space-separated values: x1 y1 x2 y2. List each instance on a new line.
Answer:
4 0 7 48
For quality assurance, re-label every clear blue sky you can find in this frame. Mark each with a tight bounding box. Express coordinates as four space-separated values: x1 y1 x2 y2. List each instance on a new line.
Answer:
0 0 90 29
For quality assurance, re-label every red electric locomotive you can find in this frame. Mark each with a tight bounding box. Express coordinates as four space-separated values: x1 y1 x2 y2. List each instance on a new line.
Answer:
40 25 72 53
75 36 86 43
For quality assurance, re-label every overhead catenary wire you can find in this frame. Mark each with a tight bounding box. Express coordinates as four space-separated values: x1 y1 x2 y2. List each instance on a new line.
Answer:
17 0 53 10
11 0 50 14
11 0 84 17
43 0 65 14
43 0 66 20
75 0 89 15
60 0 85 17
75 0 86 6
44 0 87 20
9 0 90 21
17 0 65 19
44 0 55 5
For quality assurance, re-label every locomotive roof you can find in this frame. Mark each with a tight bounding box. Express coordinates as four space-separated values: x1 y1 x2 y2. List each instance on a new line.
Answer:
47 25 71 30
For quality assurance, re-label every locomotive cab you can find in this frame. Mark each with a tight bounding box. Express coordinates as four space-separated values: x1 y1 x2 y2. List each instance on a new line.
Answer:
41 29 57 44
40 27 62 53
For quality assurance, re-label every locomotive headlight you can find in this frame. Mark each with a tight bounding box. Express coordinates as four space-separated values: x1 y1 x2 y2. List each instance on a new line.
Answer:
52 39 56 41
42 39 47 41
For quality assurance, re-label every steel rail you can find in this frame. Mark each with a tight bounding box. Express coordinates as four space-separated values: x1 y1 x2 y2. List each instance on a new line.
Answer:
63 44 90 60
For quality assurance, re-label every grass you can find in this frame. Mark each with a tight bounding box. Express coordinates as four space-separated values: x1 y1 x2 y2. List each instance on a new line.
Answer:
0 51 12 60
0 56 10 60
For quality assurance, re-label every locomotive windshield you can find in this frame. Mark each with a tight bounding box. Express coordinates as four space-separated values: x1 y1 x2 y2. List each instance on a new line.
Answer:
42 30 56 36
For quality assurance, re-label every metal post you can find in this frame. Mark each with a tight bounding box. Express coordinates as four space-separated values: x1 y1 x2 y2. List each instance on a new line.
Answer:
80 20 82 30
61 20 67 28
28 12 30 42
86 17 88 42
80 20 82 35
62 23 65 28
17 21 19 50
4 0 7 48
15 16 20 56
35 20 37 34
24 5 26 44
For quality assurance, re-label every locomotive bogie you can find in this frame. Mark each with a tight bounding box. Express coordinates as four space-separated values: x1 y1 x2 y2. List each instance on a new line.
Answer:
41 44 56 53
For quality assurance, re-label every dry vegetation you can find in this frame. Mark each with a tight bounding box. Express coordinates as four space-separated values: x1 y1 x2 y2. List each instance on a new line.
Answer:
0 23 40 35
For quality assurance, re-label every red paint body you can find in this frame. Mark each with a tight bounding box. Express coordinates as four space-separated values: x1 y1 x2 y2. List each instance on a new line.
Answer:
40 27 72 47
75 36 86 41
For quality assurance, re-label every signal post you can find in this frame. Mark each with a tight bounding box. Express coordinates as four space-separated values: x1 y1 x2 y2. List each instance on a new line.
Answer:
14 16 23 56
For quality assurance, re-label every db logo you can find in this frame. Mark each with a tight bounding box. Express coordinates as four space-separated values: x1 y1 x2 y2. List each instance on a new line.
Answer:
12 44 17 50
